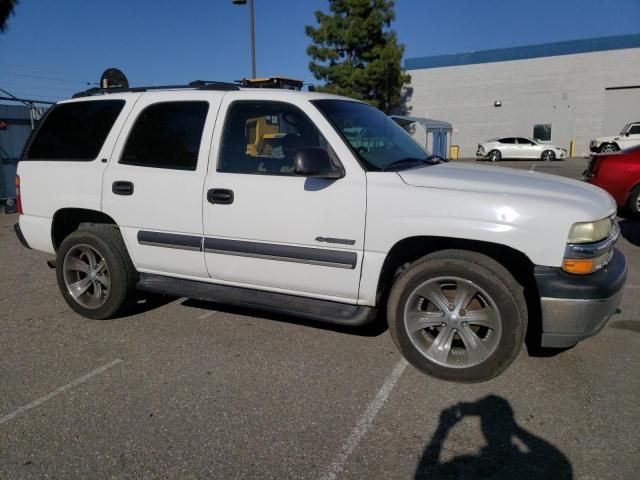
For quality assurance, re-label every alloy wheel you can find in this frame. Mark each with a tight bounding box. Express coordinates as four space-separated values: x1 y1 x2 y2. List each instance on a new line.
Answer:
403 276 502 368
62 244 111 309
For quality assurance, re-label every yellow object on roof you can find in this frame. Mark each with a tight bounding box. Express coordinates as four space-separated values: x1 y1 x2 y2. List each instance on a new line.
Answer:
242 77 304 90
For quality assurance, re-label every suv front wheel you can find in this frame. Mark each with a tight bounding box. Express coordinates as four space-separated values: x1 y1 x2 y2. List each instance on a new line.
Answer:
56 224 137 319
387 249 527 383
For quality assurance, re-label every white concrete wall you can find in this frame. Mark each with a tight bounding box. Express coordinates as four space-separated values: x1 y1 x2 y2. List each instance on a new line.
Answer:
406 48 640 157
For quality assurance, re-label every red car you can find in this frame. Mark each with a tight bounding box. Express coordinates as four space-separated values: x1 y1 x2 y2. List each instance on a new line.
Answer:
584 145 640 215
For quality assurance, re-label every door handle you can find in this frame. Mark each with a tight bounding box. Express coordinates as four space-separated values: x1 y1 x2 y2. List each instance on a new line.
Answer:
207 188 234 205
112 181 134 195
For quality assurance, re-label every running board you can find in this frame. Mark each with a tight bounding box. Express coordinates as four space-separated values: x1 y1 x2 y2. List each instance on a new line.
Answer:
137 273 376 327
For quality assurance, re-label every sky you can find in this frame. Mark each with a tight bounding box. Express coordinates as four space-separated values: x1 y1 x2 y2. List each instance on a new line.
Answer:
0 0 638 103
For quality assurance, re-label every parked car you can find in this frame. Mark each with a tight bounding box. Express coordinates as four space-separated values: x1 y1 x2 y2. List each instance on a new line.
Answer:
584 144 640 215
14 82 625 383
590 122 640 153
477 137 567 162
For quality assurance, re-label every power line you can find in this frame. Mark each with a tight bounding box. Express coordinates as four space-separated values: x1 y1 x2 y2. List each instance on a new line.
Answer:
0 80 79 93
0 62 94 81
0 71 88 85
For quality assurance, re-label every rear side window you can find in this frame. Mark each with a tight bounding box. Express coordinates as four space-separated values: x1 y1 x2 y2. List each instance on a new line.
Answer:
120 101 209 171
499 138 515 144
25 100 125 160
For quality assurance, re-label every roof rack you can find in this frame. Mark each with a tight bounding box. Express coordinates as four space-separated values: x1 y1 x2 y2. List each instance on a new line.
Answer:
72 80 240 99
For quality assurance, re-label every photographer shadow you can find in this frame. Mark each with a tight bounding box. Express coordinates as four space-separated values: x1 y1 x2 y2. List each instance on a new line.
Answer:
415 395 572 479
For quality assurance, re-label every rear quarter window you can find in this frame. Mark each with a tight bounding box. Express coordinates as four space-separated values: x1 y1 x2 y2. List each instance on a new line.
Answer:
24 100 125 161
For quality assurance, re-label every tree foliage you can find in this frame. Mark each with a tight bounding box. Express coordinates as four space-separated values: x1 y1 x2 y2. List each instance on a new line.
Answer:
305 0 410 113
0 0 19 32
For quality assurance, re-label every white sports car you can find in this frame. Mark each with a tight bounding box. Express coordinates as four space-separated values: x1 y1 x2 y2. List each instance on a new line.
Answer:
477 137 567 162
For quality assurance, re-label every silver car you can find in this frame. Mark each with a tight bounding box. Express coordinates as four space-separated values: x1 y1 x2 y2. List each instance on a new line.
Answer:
477 137 567 162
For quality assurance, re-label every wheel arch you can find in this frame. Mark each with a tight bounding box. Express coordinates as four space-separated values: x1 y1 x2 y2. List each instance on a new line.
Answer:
51 208 118 251
375 236 540 338
599 142 620 152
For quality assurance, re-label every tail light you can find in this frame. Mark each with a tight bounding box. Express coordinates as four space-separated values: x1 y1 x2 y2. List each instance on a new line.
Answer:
15 175 23 214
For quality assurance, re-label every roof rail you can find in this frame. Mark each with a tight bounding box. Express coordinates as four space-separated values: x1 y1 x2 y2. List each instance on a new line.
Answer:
72 81 240 98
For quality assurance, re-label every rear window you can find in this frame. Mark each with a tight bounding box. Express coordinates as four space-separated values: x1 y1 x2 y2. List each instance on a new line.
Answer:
24 100 125 161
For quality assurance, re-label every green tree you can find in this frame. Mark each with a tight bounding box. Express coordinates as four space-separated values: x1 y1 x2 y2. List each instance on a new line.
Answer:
0 0 19 32
305 0 410 114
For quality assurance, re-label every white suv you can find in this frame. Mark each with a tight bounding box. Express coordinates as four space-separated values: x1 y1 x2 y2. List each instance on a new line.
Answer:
14 82 626 382
590 122 640 153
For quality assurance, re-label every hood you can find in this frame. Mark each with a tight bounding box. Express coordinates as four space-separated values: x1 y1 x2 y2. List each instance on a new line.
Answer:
595 135 621 142
396 162 616 217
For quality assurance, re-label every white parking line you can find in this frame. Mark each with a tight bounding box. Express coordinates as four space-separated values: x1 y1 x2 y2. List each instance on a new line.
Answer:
529 164 536 171
0 359 123 425
198 310 215 320
320 358 408 480
625 285 640 289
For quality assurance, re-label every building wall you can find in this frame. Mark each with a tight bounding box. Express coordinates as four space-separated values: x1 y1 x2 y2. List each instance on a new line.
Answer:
603 87 640 134
406 48 640 157
0 105 32 199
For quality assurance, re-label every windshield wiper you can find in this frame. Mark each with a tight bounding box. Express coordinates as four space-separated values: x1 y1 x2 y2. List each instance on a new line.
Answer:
382 155 444 171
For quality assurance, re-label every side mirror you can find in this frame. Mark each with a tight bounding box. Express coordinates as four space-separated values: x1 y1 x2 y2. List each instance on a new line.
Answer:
293 148 344 179
625 132 630 137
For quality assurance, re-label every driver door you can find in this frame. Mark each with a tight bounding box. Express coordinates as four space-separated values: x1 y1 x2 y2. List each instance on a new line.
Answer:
202 96 366 302
516 138 538 158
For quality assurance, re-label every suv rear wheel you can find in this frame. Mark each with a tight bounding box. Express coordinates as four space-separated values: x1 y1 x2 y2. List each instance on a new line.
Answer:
56 224 137 319
387 249 527 383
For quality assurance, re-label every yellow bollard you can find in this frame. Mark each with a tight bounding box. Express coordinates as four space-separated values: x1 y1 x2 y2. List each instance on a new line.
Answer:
449 145 459 160
569 138 575 158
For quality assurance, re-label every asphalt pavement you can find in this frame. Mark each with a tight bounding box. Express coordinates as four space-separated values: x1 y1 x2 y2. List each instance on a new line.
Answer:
1 157 639 479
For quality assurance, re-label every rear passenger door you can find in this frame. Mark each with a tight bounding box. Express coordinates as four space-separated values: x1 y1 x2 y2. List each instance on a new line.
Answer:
102 92 223 278
498 138 517 158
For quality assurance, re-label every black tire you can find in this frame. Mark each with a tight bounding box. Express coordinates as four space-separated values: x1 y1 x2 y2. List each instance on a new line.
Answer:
627 186 640 216
488 149 501 162
56 224 137 319
387 249 527 383
541 150 555 162
599 143 619 153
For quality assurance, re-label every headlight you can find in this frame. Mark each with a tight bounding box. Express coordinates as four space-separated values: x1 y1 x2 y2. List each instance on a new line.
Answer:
567 218 612 244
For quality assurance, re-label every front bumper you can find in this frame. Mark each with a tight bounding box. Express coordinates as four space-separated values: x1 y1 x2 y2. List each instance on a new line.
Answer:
535 248 626 348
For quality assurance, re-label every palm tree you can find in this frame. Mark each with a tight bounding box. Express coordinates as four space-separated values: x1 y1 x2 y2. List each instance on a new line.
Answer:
0 0 19 32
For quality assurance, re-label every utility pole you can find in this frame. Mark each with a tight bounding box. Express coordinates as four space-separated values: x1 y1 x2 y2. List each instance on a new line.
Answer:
232 0 256 78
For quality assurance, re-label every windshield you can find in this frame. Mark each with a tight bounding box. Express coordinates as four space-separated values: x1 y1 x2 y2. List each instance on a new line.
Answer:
312 99 433 171
620 123 632 135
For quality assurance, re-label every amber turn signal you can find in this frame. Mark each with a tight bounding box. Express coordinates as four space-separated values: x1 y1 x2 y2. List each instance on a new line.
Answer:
562 259 594 274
